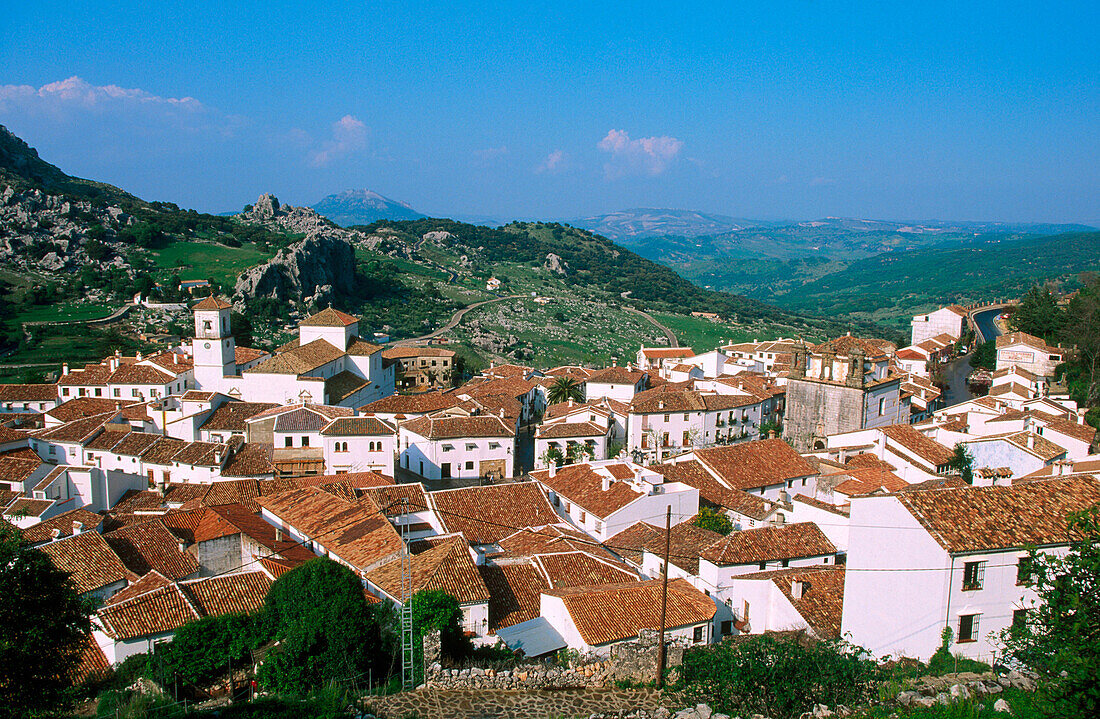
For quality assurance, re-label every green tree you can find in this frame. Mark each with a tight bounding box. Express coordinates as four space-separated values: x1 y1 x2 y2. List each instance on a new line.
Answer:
540 446 564 468
152 612 268 689
1058 278 1100 409
409 589 471 660
0 522 90 718
969 340 997 370
1011 285 1066 343
693 506 733 535
230 311 255 348
947 443 974 485
547 376 584 405
999 506 1100 718
258 558 390 694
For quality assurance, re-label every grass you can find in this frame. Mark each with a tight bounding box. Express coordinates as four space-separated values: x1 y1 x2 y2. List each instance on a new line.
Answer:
15 302 115 324
148 240 275 286
651 311 826 351
857 687 1041 718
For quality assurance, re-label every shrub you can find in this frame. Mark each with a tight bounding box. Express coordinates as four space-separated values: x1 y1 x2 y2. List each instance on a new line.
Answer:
693 506 733 535
679 634 883 719
150 612 268 688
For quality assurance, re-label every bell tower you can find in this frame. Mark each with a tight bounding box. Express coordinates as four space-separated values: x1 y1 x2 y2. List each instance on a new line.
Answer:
190 296 236 390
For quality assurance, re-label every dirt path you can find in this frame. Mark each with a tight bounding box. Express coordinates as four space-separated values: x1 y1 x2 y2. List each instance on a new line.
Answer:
391 294 527 347
624 307 679 347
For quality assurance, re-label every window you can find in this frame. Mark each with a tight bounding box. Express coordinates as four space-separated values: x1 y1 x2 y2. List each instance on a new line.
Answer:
957 614 980 643
442 444 454 452
466 443 477 451
488 442 500 450
203 320 212 330
113 388 120 397
465 461 474 470
683 431 690 446
962 561 986 591
594 520 603 532
1012 608 1029 627
692 626 704 643
758 562 766 570
62 388 70 397
301 436 309 447
1016 557 1032 585
878 398 886 415
284 437 292 448
94 388 102 397
720 620 734 635
683 412 690 421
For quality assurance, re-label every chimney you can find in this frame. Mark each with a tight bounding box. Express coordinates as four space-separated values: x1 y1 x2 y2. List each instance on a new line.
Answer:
155 473 165 495
658 401 664 410
72 521 84 535
115 401 122 412
791 580 804 599
568 398 574 407
173 353 179 365
136 352 143 361
214 448 224 465
275 528 284 542
768 430 776 440
1027 433 1035 450
62 362 69 376
549 462 557 478
499 408 505 419
109 357 119 371
50 528 62 540
601 474 611 491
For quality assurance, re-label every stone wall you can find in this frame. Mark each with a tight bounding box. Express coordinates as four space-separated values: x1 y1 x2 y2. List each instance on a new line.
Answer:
783 378 866 451
422 628 688 690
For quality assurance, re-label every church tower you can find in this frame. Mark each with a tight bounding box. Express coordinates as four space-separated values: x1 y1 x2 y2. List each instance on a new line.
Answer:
191 296 236 390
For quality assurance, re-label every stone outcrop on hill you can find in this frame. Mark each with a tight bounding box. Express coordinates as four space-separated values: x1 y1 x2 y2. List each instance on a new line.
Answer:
240 193 338 236
232 230 356 310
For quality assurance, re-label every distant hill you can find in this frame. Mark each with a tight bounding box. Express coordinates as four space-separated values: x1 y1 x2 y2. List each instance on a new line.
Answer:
311 189 424 226
571 208 768 240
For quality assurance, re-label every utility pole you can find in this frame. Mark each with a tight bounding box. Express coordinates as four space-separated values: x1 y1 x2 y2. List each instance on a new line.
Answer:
656 505 671 688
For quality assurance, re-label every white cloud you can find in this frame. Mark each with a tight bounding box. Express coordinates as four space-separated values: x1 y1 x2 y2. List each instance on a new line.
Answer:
307 114 368 167
597 129 683 178
0 76 235 134
536 149 565 174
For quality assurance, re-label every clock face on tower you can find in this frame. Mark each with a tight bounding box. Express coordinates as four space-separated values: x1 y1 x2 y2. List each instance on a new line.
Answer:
204 342 211 349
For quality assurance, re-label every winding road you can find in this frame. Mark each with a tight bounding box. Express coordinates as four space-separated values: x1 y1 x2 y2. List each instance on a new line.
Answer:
623 307 679 347
391 294 527 347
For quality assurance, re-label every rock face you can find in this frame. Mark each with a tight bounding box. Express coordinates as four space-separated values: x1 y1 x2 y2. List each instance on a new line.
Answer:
240 193 335 236
233 232 356 309
544 252 569 275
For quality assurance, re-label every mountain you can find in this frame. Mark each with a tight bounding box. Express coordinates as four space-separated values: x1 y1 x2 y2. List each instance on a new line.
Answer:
311 189 424 226
571 208 768 240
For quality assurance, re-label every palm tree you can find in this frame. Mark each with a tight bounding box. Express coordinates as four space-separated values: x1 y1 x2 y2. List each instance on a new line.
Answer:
547 376 584 405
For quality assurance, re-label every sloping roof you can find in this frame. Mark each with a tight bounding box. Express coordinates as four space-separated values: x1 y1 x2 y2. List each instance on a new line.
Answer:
537 421 608 440
640 348 695 359
648 461 774 520
21 508 104 544
200 402 280 432
181 571 272 616
300 307 359 327
532 551 638 588
701 522 836 566
192 296 232 310
172 441 227 467
694 439 816 491
359 391 459 415
895 476 1100 553
37 413 114 443
0 383 57 401
881 424 955 467
741 566 846 639
629 387 707 413
220 443 276 478
258 487 402 570
996 331 1058 353
496 523 618 563
546 578 715 646
140 436 188 464
246 338 345 375
382 346 456 359
273 407 331 432
531 463 644 520
46 397 130 423
325 371 370 402
97 579 201 640
478 562 548 632
108 363 175 385
104 520 201 580
320 416 396 436
429 482 560 544
606 520 723 575
587 366 647 385
401 414 515 439
38 531 131 595
366 536 490 605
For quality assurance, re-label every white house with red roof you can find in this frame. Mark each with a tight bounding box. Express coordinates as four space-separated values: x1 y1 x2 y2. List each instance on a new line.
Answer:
398 414 516 481
911 305 968 346
995 331 1069 378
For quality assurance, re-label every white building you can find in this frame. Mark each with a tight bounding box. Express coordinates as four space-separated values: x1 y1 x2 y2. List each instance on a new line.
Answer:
995 331 1068 378
398 415 515 481
841 476 1100 661
911 305 968 346
320 416 397 475
585 366 648 402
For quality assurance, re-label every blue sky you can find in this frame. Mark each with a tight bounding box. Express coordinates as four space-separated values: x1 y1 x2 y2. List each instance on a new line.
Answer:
2 1 1098 223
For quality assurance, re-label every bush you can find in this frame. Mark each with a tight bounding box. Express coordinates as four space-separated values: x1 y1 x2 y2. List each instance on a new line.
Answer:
680 634 883 719
693 506 733 535
150 612 268 688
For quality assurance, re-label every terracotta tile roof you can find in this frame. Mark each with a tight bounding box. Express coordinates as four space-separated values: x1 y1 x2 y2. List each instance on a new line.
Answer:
402 414 515 439
533 551 638 588
321 416 396 436
829 466 909 496
881 424 955 467
273 407 331 432
102 569 173 607
69 632 111 684
382 346 456 360
1018 457 1100 481
192 296 232 310
108 363 175 385
1042 417 1097 445
104 520 200 580
694 439 816 491
481 364 535 379
455 394 523 423
84 428 132 451
895 476 1100 553
367 536 490 605
200 402 280 432
478 562 548 631
3 497 54 517
462 376 537 402
792 494 850 516
107 430 159 457
739 566 846 639
57 363 113 387
234 346 269 364
97 580 201 640
532 463 644 520
429 482 560 544
46 397 130 423
200 479 261 509
220 443 276 478
629 387 707 413
32 464 73 493
181 571 272 616
145 351 194 373
258 487 403 571
0 451 43 486
845 453 897 470
204 503 316 564
139 436 188 464
247 403 353 422
640 348 695 359
345 337 385 356
246 338 345 375
544 400 610 421
325 370 370 402
21 508 104 544
648 461 774 520
0 425 31 444
172 441 227 467
300 307 359 327
39 531 131 595
606 520 723 574
587 366 647 385
0 383 57 402
358 483 429 514
293 471 394 490
546 578 715 646
496 523 618 563
38 412 115 443
701 522 836 566
812 335 895 359
999 431 1066 461
996 331 1058 353
537 421 608 440
360 391 459 415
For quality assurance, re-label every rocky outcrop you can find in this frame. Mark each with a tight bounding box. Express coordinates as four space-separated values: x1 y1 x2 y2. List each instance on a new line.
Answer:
544 252 569 275
240 193 337 236
232 231 357 309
